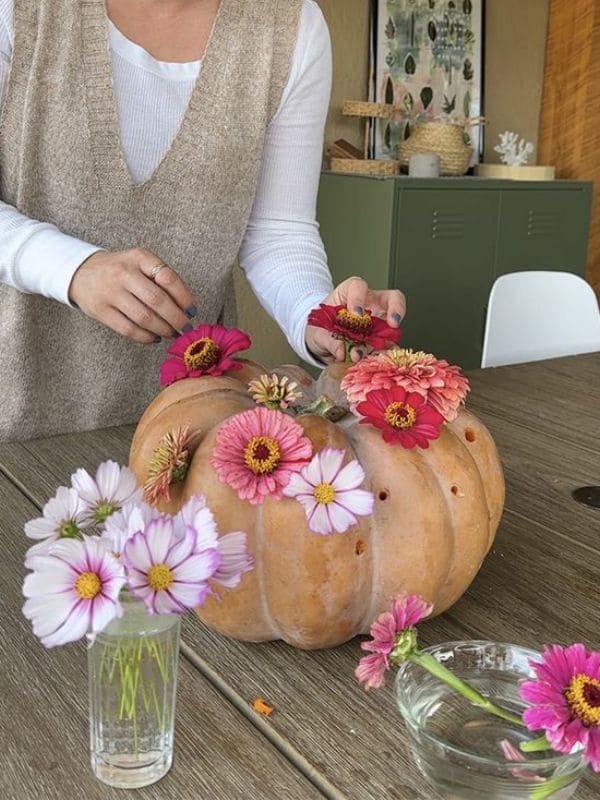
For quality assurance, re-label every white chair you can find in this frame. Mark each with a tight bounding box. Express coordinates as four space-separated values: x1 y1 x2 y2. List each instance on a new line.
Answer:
481 271 600 368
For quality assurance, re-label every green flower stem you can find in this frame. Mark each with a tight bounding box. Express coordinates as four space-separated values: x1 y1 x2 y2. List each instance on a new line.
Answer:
343 340 354 363
529 772 577 800
408 651 525 728
520 735 553 753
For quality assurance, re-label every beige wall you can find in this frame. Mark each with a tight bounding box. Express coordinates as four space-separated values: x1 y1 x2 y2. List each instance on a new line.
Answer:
317 0 550 164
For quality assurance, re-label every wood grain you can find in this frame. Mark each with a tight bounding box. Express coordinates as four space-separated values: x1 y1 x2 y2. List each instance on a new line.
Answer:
2 354 600 798
0 474 323 800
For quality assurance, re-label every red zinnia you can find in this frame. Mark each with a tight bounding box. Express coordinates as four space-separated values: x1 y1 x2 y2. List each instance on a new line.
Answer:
307 303 401 349
159 324 251 387
356 386 444 448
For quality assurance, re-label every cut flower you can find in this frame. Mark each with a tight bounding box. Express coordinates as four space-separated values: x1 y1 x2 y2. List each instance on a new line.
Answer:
71 460 141 525
308 303 401 350
356 386 444 448
282 447 374 534
248 373 302 410
520 643 600 771
159 324 251 386
24 486 91 562
341 348 469 422
211 407 312 504
22 536 126 648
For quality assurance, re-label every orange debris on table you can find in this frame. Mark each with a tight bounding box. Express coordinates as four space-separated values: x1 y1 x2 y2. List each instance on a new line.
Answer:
252 697 275 717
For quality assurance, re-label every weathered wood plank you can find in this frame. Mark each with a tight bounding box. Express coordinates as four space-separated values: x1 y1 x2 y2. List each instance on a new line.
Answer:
467 353 600 454
0 475 324 800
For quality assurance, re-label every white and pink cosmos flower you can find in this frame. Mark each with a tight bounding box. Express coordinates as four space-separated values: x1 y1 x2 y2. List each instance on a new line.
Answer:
24 486 92 564
22 536 126 648
283 447 374 535
71 460 142 526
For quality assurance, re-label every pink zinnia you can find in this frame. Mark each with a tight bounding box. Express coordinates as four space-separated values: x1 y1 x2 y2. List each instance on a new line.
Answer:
356 386 444 448
341 348 470 422
355 593 433 689
159 324 251 386
211 407 312 505
520 643 600 771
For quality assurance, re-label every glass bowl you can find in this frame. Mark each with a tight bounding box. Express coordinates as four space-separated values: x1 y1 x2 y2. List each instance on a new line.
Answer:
395 641 587 800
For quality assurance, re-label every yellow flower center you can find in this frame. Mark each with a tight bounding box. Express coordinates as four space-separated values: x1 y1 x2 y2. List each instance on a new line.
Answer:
75 571 102 600
565 674 600 726
183 337 221 370
384 401 417 430
336 308 372 334
384 348 432 368
313 482 336 505
147 563 174 592
243 436 281 475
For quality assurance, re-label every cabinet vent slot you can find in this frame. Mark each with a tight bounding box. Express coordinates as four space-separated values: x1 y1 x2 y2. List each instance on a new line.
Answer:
431 211 465 240
527 210 558 237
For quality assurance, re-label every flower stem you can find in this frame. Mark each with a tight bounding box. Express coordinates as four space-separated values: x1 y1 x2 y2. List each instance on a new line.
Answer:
409 651 525 728
520 735 552 753
528 772 578 800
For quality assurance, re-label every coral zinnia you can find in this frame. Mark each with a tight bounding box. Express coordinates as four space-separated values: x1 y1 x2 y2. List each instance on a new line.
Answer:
520 644 600 771
159 324 251 386
307 303 401 350
341 348 470 422
356 386 444 448
211 407 312 505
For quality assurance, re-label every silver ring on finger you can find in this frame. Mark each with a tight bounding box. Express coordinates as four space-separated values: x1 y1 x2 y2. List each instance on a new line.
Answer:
148 262 167 282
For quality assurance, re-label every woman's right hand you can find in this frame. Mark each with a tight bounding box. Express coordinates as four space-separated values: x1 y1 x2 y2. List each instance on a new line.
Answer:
68 248 197 343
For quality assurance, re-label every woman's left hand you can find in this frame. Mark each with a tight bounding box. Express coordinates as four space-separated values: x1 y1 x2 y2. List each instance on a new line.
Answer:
305 277 406 363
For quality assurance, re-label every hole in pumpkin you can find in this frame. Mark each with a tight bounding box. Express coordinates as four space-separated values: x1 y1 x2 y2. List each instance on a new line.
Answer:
355 540 366 556
451 485 459 495
378 490 389 501
465 428 476 443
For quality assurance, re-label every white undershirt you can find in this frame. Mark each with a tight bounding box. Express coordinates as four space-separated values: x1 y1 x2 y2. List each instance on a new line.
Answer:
0 0 334 362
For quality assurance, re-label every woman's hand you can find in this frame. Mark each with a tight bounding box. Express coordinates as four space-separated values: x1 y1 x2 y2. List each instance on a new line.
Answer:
69 248 198 343
305 276 406 363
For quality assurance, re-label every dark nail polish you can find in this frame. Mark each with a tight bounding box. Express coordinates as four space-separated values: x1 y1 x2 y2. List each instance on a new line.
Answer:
154 336 161 344
186 305 197 319
356 348 365 359
182 323 194 333
354 306 364 316
392 312 403 325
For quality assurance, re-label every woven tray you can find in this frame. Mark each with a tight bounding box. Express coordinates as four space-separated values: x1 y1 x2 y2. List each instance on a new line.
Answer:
342 101 394 119
330 158 400 177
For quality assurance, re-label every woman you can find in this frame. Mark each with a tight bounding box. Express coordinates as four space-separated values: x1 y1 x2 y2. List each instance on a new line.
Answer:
0 0 405 442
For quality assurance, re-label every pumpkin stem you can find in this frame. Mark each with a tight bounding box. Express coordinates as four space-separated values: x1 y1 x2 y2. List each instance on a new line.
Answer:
295 394 349 422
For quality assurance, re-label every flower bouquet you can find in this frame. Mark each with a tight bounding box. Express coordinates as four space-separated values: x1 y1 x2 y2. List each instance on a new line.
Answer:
356 594 598 799
128 305 504 649
22 460 253 788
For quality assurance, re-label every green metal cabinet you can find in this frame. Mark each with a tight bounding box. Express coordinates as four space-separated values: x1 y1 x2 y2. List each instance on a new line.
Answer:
316 173 593 369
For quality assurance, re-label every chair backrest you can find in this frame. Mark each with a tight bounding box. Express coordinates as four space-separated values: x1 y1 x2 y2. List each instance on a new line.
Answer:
481 271 600 368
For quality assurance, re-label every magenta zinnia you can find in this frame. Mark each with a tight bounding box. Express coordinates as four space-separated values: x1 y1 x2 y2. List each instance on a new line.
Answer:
355 594 433 689
211 407 312 505
308 303 401 350
356 386 444 448
520 644 600 771
341 348 469 422
159 324 251 386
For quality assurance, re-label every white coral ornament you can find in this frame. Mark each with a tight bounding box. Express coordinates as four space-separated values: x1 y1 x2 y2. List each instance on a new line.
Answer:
494 131 534 167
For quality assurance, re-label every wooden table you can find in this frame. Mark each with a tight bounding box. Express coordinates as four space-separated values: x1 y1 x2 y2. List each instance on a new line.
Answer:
1 353 599 799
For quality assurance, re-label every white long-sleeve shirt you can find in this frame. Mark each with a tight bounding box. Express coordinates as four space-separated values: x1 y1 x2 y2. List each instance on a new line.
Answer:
0 0 334 361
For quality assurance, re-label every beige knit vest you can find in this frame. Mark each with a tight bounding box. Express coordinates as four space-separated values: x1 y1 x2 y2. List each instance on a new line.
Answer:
0 0 301 442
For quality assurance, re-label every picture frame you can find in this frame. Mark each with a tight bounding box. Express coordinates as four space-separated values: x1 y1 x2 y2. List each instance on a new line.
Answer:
369 0 485 165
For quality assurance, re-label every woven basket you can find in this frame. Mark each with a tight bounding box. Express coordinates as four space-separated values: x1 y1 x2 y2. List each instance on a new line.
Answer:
398 122 473 176
330 157 400 177
342 101 394 119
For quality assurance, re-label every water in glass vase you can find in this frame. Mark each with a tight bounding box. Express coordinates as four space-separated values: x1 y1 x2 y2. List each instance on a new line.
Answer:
88 595 180 788
395 642 586 800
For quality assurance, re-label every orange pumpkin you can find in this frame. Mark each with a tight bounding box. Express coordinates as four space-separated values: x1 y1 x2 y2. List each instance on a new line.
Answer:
129 359 504 649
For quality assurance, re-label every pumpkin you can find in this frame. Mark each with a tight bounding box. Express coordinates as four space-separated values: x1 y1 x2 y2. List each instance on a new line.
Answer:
129 359 504 650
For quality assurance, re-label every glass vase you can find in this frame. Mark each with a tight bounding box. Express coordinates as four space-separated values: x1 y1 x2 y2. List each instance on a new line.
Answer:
88 593 181 788
395 641 587 800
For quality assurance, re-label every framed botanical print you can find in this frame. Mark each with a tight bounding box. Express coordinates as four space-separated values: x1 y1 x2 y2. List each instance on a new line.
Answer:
370 0 485 164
